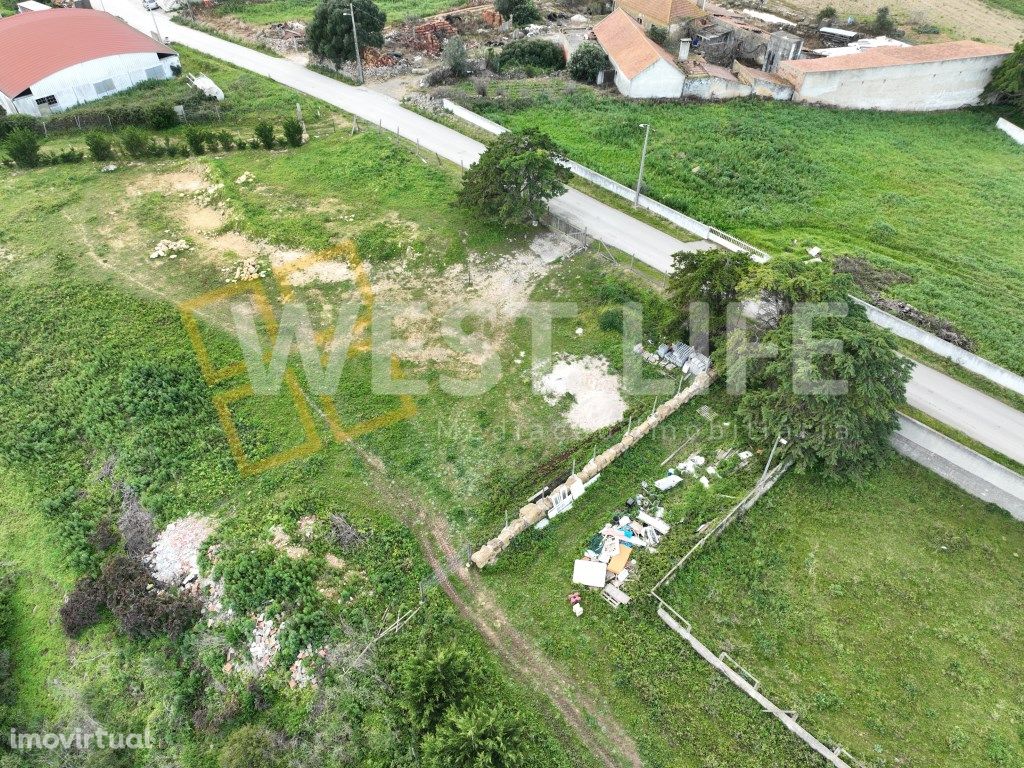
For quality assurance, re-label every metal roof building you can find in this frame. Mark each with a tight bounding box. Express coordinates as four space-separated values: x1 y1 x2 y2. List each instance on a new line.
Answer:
0 8 179 117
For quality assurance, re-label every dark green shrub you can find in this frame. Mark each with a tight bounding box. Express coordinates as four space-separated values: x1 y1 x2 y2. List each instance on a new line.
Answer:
85 132 115 161
568 42 609 83
48 148 84 165
815 5 837 21
216 130 235 151
599 307 624 332
0 114 40 141
282 117 303 147
184 126 208 155
648 24 668 45
217 726 280 768
871 6 898 35
146 103 179 130
255 121 276 149
120 126 156 158
4 129 41 169
497 39 566 73
494 0 539 25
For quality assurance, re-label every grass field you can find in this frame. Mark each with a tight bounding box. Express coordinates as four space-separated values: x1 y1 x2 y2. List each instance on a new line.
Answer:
476 88 1024 376
210 0 459 26
660 458 1024 767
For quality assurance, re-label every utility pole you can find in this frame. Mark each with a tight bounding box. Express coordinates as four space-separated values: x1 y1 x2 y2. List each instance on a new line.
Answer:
347 3 365 85
634 122 651 207
149 7 163 42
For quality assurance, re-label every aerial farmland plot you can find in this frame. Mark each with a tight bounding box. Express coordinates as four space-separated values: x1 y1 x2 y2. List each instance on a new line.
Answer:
1 25 1023 768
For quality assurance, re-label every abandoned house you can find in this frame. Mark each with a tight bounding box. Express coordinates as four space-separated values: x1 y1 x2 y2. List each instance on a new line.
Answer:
0 8 180 117
613 0 708 42
594 9 685 98
779 40 1012 111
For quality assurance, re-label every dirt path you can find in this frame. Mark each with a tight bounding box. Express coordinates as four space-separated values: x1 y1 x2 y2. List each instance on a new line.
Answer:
354 446 645 768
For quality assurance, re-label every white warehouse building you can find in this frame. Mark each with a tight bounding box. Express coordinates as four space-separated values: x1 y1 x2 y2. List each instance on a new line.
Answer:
594 9 685 99
0 8 180 117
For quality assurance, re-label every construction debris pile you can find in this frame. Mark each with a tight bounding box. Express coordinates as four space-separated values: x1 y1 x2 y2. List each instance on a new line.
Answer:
255 21 307 54
149 238 191 260
570 447 754 610
634 340 711 375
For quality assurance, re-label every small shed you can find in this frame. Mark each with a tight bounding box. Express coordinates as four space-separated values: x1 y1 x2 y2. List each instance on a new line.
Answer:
594 9 685 98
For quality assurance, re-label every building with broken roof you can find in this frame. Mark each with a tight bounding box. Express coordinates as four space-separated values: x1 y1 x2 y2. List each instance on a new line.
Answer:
594 9 685 98
613 0 708 42
779 40 1012 111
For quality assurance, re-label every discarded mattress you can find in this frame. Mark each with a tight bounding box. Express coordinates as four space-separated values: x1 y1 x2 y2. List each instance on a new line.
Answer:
572 559 607 588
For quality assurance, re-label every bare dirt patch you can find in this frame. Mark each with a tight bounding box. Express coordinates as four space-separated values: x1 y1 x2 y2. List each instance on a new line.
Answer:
776 0 1024 44
537 355 627 432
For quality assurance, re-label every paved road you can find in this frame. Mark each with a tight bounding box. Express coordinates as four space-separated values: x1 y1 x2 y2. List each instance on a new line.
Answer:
108 0 1024 464
906 363 1024 465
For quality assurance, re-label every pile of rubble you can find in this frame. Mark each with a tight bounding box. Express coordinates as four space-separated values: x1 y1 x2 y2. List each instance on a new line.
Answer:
149 238 191 260
194 182 224 208
228 256 266 283
414 19 457 54
235 171 255 185
634 340 711 375
255 21 306 54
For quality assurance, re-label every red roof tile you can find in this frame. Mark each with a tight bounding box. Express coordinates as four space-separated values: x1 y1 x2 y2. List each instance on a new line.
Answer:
595 9 681 80
615 0 708 26
0 9 174 98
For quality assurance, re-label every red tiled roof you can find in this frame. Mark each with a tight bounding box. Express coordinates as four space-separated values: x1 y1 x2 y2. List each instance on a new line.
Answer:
615 0 708 26
0 9 174 98
595 9 681 80
780 39 1010 76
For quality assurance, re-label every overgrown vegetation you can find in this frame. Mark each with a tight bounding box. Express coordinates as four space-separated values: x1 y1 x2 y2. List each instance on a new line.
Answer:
306 0 386 68
478 90 1024 374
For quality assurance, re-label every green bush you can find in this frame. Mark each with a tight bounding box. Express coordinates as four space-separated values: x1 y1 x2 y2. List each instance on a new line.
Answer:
85 132 116 161
184 126 208 155
648 24 668 45
218 726 280 768
146 103 179 130
282 117 303 147
494 0 539 25
4 129 41 169
0 114 40 142
46 148 84 165
598 307 624 332
119 126 156 159
255 121 276 149
216 130 235 151
497 39 566 73
568 42 609 83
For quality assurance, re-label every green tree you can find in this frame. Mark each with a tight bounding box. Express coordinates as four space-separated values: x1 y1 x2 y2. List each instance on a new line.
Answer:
307 0 385 68
648 24 668 45
494 0 539 26
985 40 1024 112
421 703 530 768
669 248 752 343
282 117 304 147
815 4 837 22
458 128 571 228
4 128 41 168
568 42 609 83
870 6 898 35
740 253 852 327
443 35 469 76
732 302 912 476
401 645 481 733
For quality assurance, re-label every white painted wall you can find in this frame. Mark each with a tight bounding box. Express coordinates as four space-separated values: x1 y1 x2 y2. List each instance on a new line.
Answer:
615 58 684 98
682 75 752 100
786 54 1009 111
10 51 179 116
0 92 16 115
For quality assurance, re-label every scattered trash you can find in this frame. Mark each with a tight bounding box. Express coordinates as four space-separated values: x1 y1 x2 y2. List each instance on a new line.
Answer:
572 559 607 588
568 592 583 617
654 473 683 492
100 164 118 173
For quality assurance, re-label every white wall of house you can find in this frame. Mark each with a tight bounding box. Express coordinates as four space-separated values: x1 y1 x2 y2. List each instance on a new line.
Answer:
9 51 179 116
0 92 16 115
785 54 1008 111
681 74 751 100
615 58 684 98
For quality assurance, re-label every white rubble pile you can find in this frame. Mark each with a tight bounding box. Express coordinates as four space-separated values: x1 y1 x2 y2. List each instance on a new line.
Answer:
194 182 225 207
149 239 192 260
235 171 255 185
147 516 215 586
228 256 266 283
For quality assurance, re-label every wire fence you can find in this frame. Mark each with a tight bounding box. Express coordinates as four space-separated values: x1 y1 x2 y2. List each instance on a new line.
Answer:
34 103 223 137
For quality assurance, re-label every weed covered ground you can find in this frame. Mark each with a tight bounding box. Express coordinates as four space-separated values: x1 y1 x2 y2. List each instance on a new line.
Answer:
661 459 1024 767
477 89 1024 375
209 0 459 26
